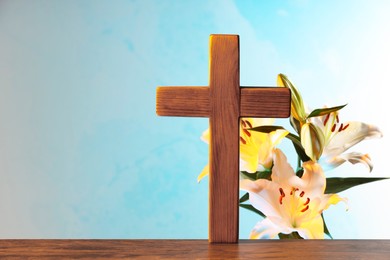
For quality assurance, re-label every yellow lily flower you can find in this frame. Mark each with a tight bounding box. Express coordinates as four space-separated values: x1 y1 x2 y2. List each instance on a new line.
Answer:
240 149 346 239
197 118 288 182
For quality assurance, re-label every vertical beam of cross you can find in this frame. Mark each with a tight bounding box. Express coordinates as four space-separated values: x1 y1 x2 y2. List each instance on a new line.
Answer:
209 35 240 243
156 34 291 243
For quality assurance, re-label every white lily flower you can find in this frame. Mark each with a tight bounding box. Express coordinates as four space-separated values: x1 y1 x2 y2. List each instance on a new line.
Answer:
240 149 346 239
305 111 382 171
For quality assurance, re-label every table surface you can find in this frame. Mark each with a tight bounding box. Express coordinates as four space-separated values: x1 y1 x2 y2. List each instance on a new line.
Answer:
1 239 390 259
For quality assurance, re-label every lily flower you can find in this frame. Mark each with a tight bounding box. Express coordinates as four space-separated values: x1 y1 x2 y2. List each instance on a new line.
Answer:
239 118 288 173
277 74 382 171
303 111 382 171
240 149 346 239
197 118 288 182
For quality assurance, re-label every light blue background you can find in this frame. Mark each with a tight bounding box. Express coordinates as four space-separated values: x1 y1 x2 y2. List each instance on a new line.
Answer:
1 0 389 238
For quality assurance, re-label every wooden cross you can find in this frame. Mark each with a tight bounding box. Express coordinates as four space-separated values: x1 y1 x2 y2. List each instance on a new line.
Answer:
156 34 291 243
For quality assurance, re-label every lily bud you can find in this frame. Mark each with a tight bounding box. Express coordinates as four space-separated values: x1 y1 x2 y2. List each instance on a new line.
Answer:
277 74 307 132
301 123 325 162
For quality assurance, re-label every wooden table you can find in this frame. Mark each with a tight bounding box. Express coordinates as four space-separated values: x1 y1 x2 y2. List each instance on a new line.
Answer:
1 240 390 259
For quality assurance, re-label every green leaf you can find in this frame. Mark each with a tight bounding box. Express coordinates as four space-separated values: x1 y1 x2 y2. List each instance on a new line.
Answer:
239 204 265 218
250 125 299 147
307 104 347 118
250 125 311 163
292 138 311 163
278 231 304 239
285 132 303 148
250 125 285 133
322 214 333 239
257 170 272 180
239 193 249 203
241 170 272 181
325 177 389 194
241 171 256 180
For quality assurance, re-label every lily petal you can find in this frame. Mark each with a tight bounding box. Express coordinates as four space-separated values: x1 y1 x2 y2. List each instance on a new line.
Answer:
321 152 374 172
270 148 297 187
295 214 324 239
240 179 283 218
201 128 210 144
197 164 209 183
321 193 348 211
240 131 264 173
324 121 382 157
300 160 326 197
254 129 289 171
249 218 283 239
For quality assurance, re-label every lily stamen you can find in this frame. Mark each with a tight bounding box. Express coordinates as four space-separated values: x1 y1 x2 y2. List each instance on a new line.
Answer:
323 113 330 126
279 188 285 205
245 120 253 128
342 124 349 131
301 205 309 212
290 187 299 195
243 129 251 137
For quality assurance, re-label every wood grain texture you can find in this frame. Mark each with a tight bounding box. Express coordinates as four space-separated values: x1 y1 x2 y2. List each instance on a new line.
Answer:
240 87 291 117
1 240 390 259
156 86 291 118
209 34 239 243
156 86 210 117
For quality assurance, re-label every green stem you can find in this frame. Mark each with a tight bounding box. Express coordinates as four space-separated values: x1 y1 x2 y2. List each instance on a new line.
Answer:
296 157 304 178
296 156 302 171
